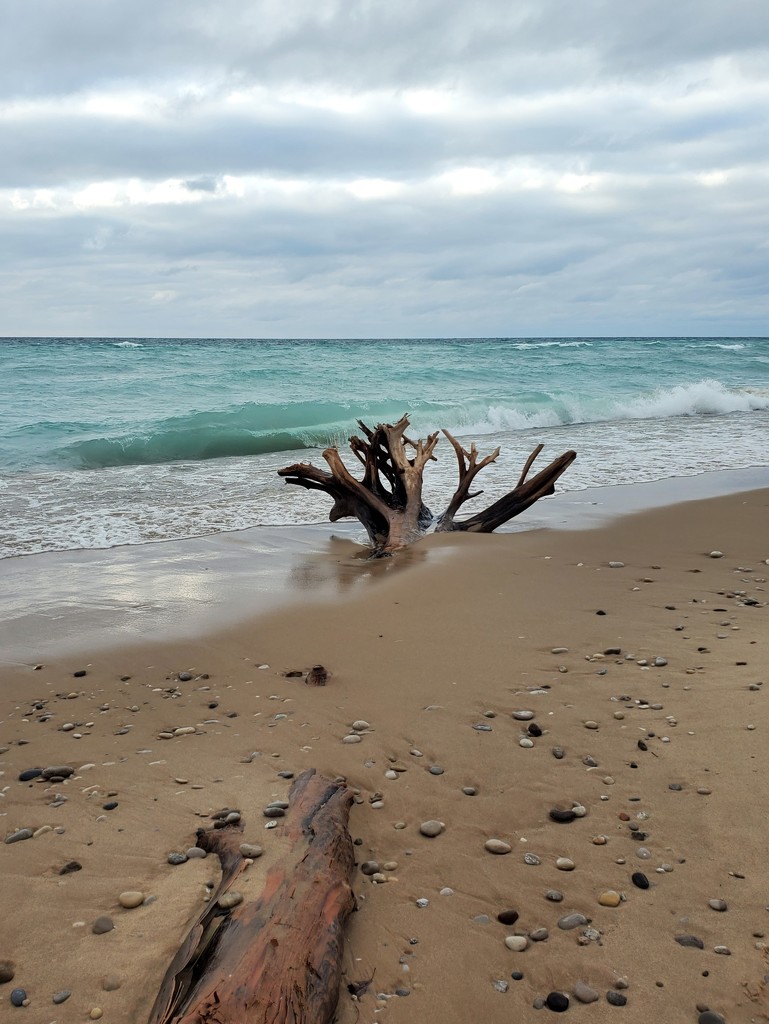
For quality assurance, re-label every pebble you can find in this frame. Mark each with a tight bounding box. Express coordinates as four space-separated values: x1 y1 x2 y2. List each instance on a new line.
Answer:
428 765 444 775
574 981 599 1003
92 915 114 934
10 989 27 1007
186 847 207 859
529 927 549 942
546 890 564 902
101 975 122 991
4 829 34 845
415 898 429 908
546 991 570 1012
607 991 628 1006
608 560 625 568
558 913 589 930
549 809 576 823
714 945 731 955
505 935 528 951
174 726 196 736
552 746 565 759
239 843 263 858
709 551 724 558
167 852 188 865
556 857 575 871
118 891 144 909
599 890 621 907
709 899 728 911
90 1009 103 1020
523 853 541 865
675 934 704 948
462 786 477 796
519 737 534 748
18 769 43 781
263 806 285 818
493 980 509 993
512 710 535 720
485 839 512 854
497 909 519 925
342 735 362 744
217 891 243 910
419 820 445 838
584 720 599 730
551 647 569 654
351 720 370 731
631 872 650 889
52 990 71 1004
0 963 15 984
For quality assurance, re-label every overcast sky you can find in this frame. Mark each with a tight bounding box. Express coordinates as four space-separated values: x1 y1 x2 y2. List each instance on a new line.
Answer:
2 0 768 338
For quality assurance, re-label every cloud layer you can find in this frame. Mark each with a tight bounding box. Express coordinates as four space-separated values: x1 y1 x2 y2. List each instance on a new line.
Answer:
3 0 768 336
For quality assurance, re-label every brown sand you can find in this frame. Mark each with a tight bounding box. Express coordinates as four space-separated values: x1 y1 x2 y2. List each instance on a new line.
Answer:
1 488 768 1022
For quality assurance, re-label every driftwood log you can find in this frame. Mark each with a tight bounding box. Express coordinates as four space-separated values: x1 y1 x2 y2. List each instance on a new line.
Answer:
279 413 576 555
148 769 355 1024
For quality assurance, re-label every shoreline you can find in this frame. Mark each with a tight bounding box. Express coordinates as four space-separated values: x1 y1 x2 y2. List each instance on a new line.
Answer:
0 484 768 1021
2 465 769 664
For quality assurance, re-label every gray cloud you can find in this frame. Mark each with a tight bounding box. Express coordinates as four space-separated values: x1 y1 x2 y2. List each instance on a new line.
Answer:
1 0 768 336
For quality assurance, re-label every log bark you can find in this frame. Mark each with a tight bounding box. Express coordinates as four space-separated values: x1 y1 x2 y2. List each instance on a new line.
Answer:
279 413 576 555
147 769 355 1024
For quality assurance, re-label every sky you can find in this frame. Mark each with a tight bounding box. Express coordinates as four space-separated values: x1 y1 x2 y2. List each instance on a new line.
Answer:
2 0 768 338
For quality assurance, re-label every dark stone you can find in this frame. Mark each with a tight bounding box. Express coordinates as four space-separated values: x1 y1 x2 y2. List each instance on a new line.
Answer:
429 766 444 775
631 872 650 889
4 829 33 845
102 801 118 810
497 909 519 925
596 610 606 615
73 670 87 677
606 991 628 1006
178 672 193 681
637 740 648 751
208 702 219 709
52 990 71 1004
263 806 285 818
59 860 82 874
284 670 303 678
630 832 649 841
698 1013 726 1024
10 988 27 1007
528 723 543 737
42 766 74 779
511 971 524 981
549 809 576 823
675 934 704 949
552 747 565 759
277 771 294 779
167 852 188 865
92 916 114 934
18 769 43 781
395 988 410 996
0 963 14 984
604 647 622 655
545 991 570 1012
669 783 683 791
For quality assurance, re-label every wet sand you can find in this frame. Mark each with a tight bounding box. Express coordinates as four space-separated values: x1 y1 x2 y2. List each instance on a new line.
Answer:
1 484 768 1022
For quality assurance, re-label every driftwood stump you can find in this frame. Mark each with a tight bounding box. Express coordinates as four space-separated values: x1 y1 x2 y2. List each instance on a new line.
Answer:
148 769 355 1024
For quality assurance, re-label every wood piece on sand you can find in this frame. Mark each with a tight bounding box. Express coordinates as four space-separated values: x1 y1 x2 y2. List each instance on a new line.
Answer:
147 769 355 1024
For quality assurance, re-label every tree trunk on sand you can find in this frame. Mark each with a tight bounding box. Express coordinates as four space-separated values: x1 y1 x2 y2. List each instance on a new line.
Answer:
147 769 355 1024
278 413 576 556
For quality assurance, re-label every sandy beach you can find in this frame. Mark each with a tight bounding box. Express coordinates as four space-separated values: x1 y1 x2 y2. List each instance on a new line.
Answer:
1 485 768 1023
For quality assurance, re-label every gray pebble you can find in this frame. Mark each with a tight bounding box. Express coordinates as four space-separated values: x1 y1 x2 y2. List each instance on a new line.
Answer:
493 980 509 993
552 746 565 759
52 991 71 1004
92 915 114 934
675 934 704 948
512 710 535 721
546 890 564 902
472 723 493 732
360 861 380 875
529 927 549 942
698 1013 726 1024
708 898 728 912
217 890 243 910
186 847 207 859
523 853 541 865
167 852 188 865
263 806 285 818
4 829 34 845
462 786 477 796
574 981 599 1003
419 820 444 838
10 989 27 1007
472 914 491 924
607 991 628 1006
239 843 263 859
558 913 589 930
428 766 444 775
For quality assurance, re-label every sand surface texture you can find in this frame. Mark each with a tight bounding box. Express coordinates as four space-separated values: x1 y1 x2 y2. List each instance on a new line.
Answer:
1 488 768 1023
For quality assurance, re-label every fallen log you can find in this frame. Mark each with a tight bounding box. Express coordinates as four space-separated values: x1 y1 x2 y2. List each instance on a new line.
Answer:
148 769 356 1024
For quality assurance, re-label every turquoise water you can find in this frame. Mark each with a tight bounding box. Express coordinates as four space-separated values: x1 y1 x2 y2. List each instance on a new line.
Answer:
2 336 768 557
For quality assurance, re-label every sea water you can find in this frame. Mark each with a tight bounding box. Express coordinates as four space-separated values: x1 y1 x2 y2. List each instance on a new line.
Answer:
2 336 768 560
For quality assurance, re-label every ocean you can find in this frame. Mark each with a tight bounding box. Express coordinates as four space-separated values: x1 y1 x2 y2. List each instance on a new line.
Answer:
2 336 769 560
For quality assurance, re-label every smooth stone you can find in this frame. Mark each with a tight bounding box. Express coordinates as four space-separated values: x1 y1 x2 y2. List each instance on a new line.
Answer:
102 801 118 810
529 927 549 942
167 852 188 865
42 766 74 779
239 843 263 859
0 963 15 984
631 872 650 889
419 820 444 838
574 981 599 1003
708 898 728 912
512 710 535 720
485 839 512 854
52 990 71 1004
546 890 564 902
428 765 444 775
415 898 429 908
528 723 543 736
505 935 528 951
18 769 43 781
497 909 519 925
584 721 599 730
523 853 541 865
473 914 491 924
174 727 196 736
474 723 493 732
558 913 589 930
342 735 362 744
714 945 731 955
551 647 569 654
552 746 565 759
675 934 704 948
493 980 509 993
556 857 575 871
90 1009 103 1020
549 809 576 823
462 786 477 796
92 915 114 934
709 551 724 558
607 991 628 1006
511 971 524 981
519 737 534 748
4 829 34 845
186 847 207 859
33 826 53 838
439 886 453 896
217 891 243 910
360 861 380 875
263 807 285 818
10 989 27 1007
101 975 122 992
118 891 144 909
351 720 370 731
608 561 625 568
599 890 621 907
546 991 570 1012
